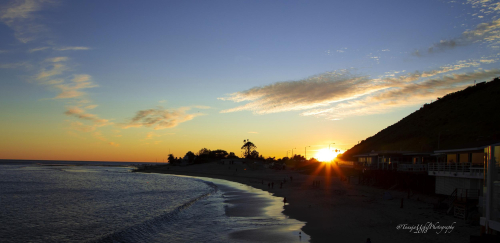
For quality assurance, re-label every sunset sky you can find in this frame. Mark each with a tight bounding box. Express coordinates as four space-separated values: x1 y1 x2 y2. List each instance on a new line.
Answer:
1 0 500 162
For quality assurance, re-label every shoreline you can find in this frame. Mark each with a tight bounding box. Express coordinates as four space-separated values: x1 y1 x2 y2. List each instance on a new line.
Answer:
176 175 310 242
138 162 480 242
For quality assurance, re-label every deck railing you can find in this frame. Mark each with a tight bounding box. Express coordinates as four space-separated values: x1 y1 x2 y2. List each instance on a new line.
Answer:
428 163 484 178
397 164 428 172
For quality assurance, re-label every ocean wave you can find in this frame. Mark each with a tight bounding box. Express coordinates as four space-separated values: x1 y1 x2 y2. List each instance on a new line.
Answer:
89 181 218 243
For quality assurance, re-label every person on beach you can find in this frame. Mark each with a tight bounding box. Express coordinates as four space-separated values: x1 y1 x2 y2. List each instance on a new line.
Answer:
283 197 287 205
268 183 270 189
272 182 274 188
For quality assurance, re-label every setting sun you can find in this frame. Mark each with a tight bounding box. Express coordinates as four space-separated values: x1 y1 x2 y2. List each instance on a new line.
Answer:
315 148 338 162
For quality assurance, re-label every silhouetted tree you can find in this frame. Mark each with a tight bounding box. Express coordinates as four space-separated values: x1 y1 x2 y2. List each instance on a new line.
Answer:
293 154 306 161
197 148 211 158
185 151 196 163
228 152 238 159
241 139 257 158
249 150 259 159
168 154 175 164
211 149 228 159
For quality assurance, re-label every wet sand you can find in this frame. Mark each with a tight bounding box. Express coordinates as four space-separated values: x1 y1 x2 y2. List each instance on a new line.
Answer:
173 175 309 242
140 162 480 243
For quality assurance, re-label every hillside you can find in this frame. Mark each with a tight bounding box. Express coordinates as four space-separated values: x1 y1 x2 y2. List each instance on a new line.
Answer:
341 77 500 159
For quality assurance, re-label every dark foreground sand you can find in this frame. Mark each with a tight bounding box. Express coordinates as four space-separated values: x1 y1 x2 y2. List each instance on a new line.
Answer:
139 162 480 243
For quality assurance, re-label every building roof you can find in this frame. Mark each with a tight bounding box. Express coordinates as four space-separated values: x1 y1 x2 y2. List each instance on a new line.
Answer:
353 151 416 157
435 141 500 153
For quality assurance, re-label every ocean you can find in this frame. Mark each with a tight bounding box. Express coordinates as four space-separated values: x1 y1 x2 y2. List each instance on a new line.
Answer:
0 161 308 242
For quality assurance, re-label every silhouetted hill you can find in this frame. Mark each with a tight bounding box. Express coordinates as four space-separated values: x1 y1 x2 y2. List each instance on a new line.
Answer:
341 77 500 159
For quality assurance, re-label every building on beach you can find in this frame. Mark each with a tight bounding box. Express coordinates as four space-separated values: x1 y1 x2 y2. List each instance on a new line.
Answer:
353 151 434 172
352 141 500 234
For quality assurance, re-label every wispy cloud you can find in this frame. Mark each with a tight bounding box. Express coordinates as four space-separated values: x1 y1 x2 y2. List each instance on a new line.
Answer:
54 46 91 51
416 0 500 56
427 19 500 53
28 46 49 53
336 47 347 53
123 106 202 130
53 74 98 99
29 46 91 53
85 104 98 109
303 69 500 119
1 0 110 145
64 106 109 124
220 59 498 119
36 62 67 80
34 58 99 99
219 70 389 114
45 56 68 63
0 0 53 43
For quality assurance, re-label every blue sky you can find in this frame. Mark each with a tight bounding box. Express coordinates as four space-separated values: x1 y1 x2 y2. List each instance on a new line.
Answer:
1 0 499 161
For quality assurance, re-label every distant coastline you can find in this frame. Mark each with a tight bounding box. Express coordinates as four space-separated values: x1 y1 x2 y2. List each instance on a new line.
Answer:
0 159 164 166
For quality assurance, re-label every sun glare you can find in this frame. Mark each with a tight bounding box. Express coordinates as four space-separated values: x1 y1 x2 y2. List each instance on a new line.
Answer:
315 148 338 162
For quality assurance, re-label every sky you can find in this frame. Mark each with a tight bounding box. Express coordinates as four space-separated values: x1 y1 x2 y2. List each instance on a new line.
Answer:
1 0 499 162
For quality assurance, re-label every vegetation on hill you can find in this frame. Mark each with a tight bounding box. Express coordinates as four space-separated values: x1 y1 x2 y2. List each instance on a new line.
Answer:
341 77 500 160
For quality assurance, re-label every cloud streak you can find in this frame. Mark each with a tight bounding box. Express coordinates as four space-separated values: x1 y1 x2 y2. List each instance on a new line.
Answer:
54 46 91 51
219 70 387 114
64 107 109 124
0 0 53 43
35 57 98 99
304 69 500 119
220 60 499 120
123 107 202 130
415 0 500 56
426 19 500 54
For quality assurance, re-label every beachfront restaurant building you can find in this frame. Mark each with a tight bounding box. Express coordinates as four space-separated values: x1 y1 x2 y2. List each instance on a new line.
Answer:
427 142 500 222
428 145 485 196
353 151 433 172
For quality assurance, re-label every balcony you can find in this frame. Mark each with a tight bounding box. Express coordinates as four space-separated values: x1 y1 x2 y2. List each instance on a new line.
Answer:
428 163 484 179
397 164 428 172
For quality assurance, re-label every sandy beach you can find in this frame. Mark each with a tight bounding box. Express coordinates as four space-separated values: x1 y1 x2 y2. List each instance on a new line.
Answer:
137 162 480 243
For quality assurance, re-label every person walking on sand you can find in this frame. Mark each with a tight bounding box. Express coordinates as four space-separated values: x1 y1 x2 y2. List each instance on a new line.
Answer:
283 197 287 205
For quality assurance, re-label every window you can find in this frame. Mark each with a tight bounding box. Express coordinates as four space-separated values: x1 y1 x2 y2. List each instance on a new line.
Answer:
447 154 456 163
